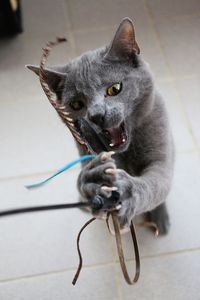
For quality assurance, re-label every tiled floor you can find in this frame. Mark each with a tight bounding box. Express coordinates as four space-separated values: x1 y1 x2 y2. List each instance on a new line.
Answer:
0 0 200 299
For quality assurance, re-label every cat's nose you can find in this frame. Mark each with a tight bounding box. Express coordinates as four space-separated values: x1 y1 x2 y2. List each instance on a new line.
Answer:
88 104 105 127
88 111 105 127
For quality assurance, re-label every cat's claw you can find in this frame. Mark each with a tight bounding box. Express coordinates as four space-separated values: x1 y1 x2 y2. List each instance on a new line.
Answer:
115 204 122 210
101 151 115 161
101 186 118 192
105 168 117 175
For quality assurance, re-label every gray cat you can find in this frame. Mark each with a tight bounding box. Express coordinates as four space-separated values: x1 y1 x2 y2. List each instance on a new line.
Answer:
27 18 174 234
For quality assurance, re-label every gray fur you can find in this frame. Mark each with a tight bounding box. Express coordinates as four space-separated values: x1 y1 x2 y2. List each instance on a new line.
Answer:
28 18 174 234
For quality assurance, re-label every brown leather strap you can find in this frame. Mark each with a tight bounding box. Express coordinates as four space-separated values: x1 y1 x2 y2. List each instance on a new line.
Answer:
39 37 91 153
73 213 140 286
111 213 140 284
72 217 96 285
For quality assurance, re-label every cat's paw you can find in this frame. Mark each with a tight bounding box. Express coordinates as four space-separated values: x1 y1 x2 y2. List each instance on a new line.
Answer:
78 151 118 210
114 169 138 227
146 203 170 235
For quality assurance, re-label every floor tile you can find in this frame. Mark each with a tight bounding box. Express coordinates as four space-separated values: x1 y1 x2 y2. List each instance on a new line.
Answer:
22 0 69 36
67 0 147 31
0 33 73 71
154 15 200 77
0 265 118 300
156 81 195 152
118 251 200 300
0 93 79 178
0 171 114 280
176 76 200 148
147 0 200 20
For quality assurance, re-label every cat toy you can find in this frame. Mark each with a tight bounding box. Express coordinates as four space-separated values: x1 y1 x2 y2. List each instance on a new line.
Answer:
0 38 158 286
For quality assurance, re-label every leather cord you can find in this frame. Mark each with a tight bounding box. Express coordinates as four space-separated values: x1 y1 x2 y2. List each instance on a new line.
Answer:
110 213 140 284
72 217 96 285
72 212 141 285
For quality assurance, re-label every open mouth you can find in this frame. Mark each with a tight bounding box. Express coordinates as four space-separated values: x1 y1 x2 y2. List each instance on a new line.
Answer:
103 122 127 149
75 118 128 153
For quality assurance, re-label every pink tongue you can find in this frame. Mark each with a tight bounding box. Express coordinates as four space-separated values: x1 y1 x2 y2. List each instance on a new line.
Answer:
106 128 122 145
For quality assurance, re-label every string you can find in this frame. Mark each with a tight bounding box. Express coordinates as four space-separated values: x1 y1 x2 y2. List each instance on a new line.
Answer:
25 154 95 189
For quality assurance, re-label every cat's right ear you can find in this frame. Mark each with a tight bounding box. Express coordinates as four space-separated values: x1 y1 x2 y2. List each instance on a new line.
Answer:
26 64 66 97
105 18 140 62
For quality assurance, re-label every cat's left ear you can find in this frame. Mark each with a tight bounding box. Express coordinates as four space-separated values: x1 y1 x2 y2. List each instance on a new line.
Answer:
105 18 140 61
26 64 66 97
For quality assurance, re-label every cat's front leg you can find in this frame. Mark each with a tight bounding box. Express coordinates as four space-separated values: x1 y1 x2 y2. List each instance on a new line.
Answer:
116 164 172 230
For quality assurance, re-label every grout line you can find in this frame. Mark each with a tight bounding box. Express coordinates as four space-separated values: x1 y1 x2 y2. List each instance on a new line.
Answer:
0 246 200 285
172 82 200 150
144 0 199 151
174 149 199 155
142 0 172 76
63 0 78 56
156 74 200 83
153 12 200 22
0 165 80 183
140 246 200 260
0 147 199 183
57 3 77 60
73 25 116 35
0 262 116 285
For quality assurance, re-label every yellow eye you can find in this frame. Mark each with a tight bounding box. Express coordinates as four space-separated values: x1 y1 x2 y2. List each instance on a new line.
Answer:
106 82 122 96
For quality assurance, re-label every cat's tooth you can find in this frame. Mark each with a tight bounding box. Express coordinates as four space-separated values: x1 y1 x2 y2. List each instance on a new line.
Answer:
101 186 118 192
109 143 114 147
122 138 126 143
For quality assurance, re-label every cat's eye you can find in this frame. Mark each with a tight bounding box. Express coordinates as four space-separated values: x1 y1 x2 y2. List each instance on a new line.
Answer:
106 82 122 96
69 100 85 111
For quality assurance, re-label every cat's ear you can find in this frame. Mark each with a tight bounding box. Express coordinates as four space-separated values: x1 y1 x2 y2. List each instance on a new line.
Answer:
26 64 65 96
105 18 140 61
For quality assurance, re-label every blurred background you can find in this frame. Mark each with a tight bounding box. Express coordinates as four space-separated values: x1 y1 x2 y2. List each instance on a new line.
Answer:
0 0 200 299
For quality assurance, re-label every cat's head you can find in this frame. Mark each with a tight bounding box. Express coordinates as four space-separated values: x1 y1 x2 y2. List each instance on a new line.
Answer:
27 18 154 154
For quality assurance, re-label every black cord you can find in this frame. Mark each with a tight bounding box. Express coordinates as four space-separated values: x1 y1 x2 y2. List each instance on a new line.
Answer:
0 202 89 218
0 192 120 218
